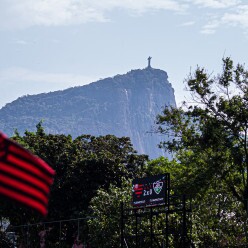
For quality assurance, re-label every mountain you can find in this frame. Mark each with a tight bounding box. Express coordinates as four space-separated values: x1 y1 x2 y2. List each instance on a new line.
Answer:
0 66 176 158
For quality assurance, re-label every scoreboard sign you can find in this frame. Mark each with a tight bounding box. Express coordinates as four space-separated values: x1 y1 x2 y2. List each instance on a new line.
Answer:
132 174 170 208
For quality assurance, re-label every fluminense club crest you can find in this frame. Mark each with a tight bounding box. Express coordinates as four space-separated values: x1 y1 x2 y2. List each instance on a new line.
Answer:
153 180 163 195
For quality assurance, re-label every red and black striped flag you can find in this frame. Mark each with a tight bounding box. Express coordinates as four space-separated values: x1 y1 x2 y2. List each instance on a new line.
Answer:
0 132 55 216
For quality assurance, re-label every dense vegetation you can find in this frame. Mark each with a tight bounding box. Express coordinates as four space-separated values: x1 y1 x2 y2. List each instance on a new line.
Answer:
155 57 248 246
0 123 148 247
1 57 248 247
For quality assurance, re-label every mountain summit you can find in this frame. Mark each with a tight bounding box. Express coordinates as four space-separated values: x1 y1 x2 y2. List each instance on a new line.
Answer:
0 67 176 158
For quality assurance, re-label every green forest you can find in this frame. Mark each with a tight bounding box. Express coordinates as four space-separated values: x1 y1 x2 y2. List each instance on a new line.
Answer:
1 57 248 247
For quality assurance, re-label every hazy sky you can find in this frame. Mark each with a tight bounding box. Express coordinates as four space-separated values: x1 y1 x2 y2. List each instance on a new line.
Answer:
0 0 248 108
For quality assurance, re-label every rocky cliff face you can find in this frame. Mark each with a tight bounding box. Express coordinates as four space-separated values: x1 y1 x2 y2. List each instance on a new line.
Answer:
0 67 176 158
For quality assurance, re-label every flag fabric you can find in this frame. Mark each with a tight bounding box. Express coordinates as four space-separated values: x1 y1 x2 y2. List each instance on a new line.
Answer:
0 132 55 216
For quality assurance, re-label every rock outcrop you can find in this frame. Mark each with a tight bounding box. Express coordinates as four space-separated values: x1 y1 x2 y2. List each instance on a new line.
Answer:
0 67 176 158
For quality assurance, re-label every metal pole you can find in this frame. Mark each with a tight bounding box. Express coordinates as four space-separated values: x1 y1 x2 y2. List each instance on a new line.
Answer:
150 208 153 248
166 210 169 248
135 210 138 248
27 224 29 248
78 219 80 241
59 221 61 248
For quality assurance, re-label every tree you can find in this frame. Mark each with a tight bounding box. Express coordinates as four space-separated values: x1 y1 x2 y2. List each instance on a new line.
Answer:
87 180 132 248
145 158 246 246
0 124 148 247
157 57 248 207
156 57 248 245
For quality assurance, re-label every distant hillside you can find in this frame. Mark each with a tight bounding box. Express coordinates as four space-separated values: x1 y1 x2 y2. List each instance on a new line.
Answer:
0 67 176 158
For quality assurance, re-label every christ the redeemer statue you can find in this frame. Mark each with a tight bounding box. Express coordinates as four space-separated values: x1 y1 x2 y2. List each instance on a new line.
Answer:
148 56 152 68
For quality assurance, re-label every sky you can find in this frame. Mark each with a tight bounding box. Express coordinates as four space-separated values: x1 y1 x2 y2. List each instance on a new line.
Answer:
0 0 248 109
